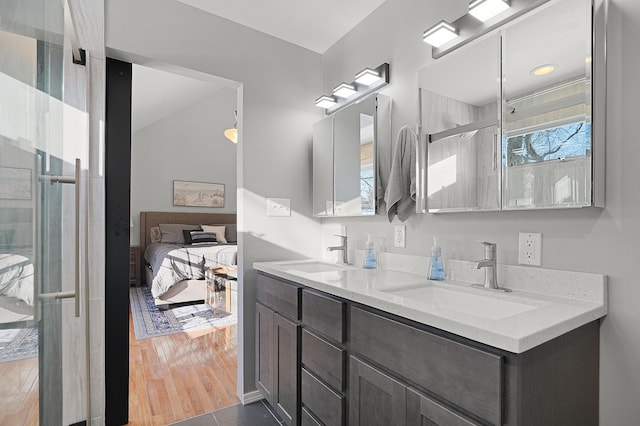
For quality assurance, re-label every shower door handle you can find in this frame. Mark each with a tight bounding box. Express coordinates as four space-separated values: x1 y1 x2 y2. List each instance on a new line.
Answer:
38 158 81 317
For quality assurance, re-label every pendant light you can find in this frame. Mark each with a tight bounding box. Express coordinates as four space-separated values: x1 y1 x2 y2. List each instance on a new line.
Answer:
224 111 238 143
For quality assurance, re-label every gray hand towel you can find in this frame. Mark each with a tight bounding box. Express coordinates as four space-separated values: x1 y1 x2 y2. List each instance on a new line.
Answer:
385 126 417 222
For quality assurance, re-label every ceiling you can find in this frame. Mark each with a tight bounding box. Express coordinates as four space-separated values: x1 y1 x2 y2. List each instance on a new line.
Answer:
131 65 228 132
132 0 387 131
175 0 387 53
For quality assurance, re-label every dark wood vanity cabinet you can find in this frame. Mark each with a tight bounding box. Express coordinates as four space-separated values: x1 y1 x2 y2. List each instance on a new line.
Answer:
256 274 302 426
255 272 599 426
300 289 346 426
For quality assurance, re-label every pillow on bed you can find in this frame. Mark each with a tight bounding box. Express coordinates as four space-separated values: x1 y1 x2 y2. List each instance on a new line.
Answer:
200 225 227 244
159 223 201 244
224 224 237 243
201 223 237 243
150 226 162 243
185 230 218 245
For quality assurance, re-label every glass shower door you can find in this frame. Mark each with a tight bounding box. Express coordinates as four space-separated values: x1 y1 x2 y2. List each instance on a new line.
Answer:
0 1 88 424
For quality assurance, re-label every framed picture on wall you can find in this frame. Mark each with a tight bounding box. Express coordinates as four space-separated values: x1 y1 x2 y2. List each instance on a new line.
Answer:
173 180 225 208
0 166 32 200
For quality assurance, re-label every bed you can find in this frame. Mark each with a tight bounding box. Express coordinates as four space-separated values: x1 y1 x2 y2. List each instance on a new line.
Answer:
139 211 237 307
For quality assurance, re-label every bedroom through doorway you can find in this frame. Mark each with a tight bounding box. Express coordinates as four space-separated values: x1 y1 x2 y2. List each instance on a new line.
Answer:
127 62 241 425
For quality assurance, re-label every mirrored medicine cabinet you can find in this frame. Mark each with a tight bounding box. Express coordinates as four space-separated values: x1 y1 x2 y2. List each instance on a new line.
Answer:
416 0 607 213
313 93 391 217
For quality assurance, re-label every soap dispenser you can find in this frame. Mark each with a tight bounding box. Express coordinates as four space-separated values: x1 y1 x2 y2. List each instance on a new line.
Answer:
428 237 445 280
364 234 377 269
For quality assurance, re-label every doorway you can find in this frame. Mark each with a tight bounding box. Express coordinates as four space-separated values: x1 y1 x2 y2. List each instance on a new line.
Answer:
105 58 241 425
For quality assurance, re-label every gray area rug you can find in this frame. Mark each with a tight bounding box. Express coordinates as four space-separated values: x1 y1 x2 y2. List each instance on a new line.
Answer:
0 327 38 363
130 286 236 340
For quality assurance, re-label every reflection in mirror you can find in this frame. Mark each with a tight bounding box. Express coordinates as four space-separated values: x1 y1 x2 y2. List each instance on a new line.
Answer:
419 34 501 212
502 0 592 209
334 94 377 216
313 93 390 217
313 116 334 216
359 113 375 214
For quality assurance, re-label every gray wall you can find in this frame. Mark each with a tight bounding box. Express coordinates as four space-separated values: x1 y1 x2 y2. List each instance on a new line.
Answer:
106 0 323 399
130 89 238 245
322 0 640 423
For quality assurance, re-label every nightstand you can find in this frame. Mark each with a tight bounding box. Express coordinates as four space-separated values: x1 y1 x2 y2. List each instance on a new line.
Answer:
205 266 237 314
129 245 141 286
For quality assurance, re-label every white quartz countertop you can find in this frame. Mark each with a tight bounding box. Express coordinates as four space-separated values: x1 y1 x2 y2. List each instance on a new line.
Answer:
253 258 608 353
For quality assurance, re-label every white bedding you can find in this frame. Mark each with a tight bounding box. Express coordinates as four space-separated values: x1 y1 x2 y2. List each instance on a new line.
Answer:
144 242 237 298
0 252 34 306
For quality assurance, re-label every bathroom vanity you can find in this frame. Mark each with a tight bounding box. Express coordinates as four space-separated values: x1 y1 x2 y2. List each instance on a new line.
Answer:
254 260 607 426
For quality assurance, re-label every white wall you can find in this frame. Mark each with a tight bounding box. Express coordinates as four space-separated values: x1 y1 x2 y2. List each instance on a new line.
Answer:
106 0 324 399
322 0 640 423
130 88 238 245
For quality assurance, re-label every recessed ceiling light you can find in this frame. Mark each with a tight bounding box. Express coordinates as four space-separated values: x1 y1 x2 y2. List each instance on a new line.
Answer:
530 64 557 76
333 83 357 98
315 95 337 108
469 0 510 22
423 21 458 48
354 68 381 85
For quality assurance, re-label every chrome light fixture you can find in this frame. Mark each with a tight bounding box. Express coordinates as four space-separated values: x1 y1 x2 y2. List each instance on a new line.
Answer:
315 95 337 109
354 68 381 85
469 0 510 22
316 63 389 115
423 21 458 47
333 83 357 98
224 110 238 143
427 0 547 59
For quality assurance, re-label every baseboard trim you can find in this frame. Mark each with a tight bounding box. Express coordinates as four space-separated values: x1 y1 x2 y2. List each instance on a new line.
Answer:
242 390 265 405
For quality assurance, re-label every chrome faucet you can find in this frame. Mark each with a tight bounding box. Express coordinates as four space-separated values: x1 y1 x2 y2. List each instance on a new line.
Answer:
472 241 510 292
327 234 349 264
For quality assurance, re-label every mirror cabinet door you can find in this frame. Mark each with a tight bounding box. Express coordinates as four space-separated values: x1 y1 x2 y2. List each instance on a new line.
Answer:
333 94 377 216
313 117 334 217
419 34 501 212
502 0 592 209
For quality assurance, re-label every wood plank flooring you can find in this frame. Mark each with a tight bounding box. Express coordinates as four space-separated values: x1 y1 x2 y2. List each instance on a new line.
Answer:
0 309 238 426
128 308 239 425
0 356 38 425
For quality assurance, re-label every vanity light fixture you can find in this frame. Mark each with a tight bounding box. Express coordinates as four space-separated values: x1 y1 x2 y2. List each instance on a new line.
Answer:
428 0 554 59
354 68 381 85
423 21 458 47
315 95 337 109
469 0 510 22
530 63 557 76
316 63 390 115
333 83 357 98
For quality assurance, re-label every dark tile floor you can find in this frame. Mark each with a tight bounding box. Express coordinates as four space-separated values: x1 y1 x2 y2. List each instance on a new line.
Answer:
169 400 283 426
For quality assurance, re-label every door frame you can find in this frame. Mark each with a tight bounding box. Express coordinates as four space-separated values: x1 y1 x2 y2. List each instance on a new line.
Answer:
104 57 132 426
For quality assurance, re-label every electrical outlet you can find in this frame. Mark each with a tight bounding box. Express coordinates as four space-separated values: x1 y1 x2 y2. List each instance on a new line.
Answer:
394 225 406 248
518 232 542 266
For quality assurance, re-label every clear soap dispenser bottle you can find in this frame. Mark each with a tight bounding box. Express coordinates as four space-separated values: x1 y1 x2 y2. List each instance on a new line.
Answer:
428 237 445 280
364 234 377 269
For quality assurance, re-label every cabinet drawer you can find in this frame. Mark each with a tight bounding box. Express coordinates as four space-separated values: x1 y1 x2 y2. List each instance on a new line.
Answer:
256 273 301 320
302 368 344 426
302 329 344 392
407 387 480 426
301 407 323 426
302 289 344 342
350 306 503 426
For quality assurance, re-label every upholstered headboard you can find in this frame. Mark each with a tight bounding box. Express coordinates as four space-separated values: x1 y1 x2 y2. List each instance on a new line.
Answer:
139 211 237 278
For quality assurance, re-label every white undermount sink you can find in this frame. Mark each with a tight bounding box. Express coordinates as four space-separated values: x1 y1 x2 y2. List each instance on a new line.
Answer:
382 284 541 320
279 260 353 273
